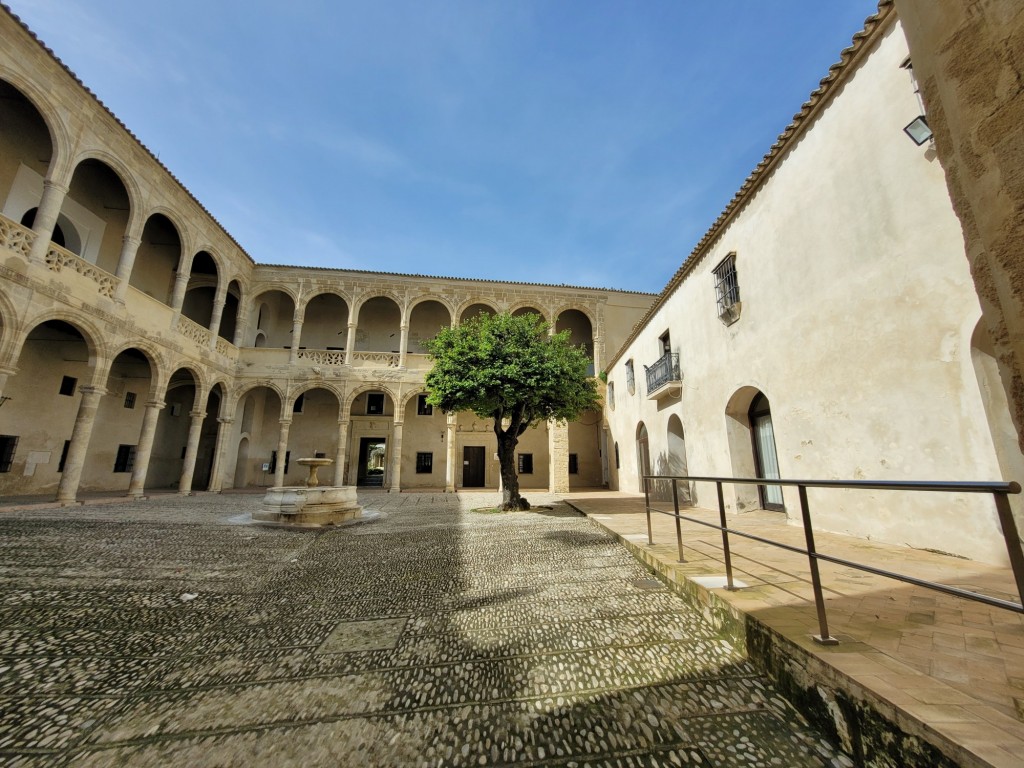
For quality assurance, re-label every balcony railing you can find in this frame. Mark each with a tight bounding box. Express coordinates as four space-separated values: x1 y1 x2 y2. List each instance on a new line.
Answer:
644 352 681 398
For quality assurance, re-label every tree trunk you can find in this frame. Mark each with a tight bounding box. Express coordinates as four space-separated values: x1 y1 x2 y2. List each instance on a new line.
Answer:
495 428 529 511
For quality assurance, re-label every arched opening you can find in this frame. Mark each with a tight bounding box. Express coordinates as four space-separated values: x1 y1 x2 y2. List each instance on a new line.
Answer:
65 158 131 272
636 422 651 494
2 320 93 495
666 414 692 505
460 303 494 324
301 293 349 350
971 321 1024 531
181 251 219 328
568 408 603 489
749 392 783 511
81 347 154 492
287 386 341 483
512 306 545 321
234 437 250 488
19 208 80 252
217 280 242 342
249 290 295 348
0 80 59 244
348 389 395 486
232 386 283 487
556 309 594 374
192 383 224 491
355 296 401 353
408 300 452 354
131 213 181 303
150 368 200 489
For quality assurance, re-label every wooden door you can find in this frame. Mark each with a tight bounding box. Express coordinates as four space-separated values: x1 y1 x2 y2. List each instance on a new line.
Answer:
462 446 485 487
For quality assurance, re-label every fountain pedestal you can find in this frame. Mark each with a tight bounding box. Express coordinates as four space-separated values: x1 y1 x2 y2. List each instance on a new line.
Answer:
253 457 363 527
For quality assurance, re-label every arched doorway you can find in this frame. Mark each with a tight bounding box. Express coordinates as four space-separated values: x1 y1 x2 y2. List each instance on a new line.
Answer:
636 422 651 494
666 414 692 505
749 393 784 510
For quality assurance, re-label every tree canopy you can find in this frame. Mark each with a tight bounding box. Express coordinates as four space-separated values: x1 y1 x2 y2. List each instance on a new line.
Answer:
425 311 599 509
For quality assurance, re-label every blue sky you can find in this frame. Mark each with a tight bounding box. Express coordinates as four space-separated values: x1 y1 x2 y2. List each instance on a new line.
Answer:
10 1 879 293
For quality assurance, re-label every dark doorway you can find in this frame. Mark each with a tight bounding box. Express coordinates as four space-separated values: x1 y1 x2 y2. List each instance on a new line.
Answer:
636 422 651 494
462 446 485 487
357 437 387 486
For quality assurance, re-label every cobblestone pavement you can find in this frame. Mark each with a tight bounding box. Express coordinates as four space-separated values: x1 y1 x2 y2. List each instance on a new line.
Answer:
0 492 847 767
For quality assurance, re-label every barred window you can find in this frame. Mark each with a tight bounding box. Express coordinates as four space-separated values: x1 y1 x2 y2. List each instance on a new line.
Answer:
568 453 578 474
417 394 433 416
606 382 615 411
625 360 635 395
124 392 136 409
713 253 740 314
113 444 136 473
416 452 433 473
0 435 18 473
518 453 533 474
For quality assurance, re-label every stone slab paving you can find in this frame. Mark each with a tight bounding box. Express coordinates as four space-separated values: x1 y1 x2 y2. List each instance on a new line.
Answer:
0 491 847 766
562 490 1024 768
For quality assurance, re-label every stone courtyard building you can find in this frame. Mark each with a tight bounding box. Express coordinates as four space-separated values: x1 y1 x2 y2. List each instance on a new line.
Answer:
1 2 1022 570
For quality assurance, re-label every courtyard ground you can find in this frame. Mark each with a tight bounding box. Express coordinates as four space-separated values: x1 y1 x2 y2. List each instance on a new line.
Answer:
0 491 845 766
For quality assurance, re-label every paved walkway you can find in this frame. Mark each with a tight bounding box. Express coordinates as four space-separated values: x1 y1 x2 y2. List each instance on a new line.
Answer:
0 492 846 766
562 490 1024 768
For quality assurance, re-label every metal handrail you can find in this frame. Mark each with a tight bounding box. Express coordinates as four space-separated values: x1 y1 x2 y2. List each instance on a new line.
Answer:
641 473 1023 645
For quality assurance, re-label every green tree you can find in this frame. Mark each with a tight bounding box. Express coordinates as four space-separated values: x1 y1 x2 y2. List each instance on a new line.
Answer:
425 312 599 510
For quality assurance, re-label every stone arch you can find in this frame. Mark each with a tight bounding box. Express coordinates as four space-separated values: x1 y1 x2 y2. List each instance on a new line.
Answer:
552 303 597 329
409 294 456 318
666 414 692 505
300 292 350 350
457 299 498 323
130 212 183 305
354 295 402 353
0 73 72 180
510 303 549 322
16 311 106 377
0 289 20 365
248 289 296 348
289 381 345 408
343 382 399 415
407 299 453 354
635 421 651 494
299 288 352 314
69 148 143 225
352 290 404 318
107 339 167 393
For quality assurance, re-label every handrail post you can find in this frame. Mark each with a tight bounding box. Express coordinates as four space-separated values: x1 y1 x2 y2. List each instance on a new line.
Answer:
993 491 1024 604
717 481 736 590
643 476 653 546
672 478 684 562
798 484 838 645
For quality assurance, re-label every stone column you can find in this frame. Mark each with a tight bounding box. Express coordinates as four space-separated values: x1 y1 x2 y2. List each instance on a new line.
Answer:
344 322 357 365
207 417 234 492
170 270 190 313
178 410 205 495
445 413 457 492
56 386 106 505
548 419 570 494
27 178 70 264
592 334 604 377
398 323 409 368
113 220 144 301
274 419 292 488
207 282 229 351
389 421 403 493
289 315 304 364
127 398 165 498
232 308 248 347
335 419 350 485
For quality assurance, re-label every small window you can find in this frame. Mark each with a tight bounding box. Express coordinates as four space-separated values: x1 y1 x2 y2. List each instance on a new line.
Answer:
607 382 615 411
417 394 433 416
170 403 182 417
0 435 18 473
713 253 741 316
367 393 385 415
569 453 579 474
416 452 433 473
269 450 291 474
659 331 671 356
293 393 305 414
614 442 620 469
124 392 136 409
113 444 136 473
59 376 77 396
58 439 70 472
518 453 534 474
625 361 635 395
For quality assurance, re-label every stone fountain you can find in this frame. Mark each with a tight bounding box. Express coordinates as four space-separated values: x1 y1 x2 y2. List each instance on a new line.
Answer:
253 457 364 527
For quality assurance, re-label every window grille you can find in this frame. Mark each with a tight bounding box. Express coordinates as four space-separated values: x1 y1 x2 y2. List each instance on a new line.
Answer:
607 382 615 410
124 392 136 409
713 254 740 314
113 444 136 473
625 360 635 395
416 452 433 473
417 394 433 416
518 453 534 474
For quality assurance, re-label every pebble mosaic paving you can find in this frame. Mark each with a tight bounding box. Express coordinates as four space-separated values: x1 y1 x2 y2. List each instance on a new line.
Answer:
0 492 849 766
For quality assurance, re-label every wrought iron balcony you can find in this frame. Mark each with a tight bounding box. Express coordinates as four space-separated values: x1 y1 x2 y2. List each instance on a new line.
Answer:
644 352 681 399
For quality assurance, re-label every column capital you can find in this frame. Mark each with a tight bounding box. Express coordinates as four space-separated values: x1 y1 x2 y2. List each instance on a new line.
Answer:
144 399 166 410
121 234 141 248
189 410 206 420
42 178 70 194
279 418 292 427
217 417 234 425
79 385 108 398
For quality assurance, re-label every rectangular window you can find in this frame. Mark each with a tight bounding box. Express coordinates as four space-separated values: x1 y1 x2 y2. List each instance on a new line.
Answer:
59 376 77 396
58 439 70 472
0 435 18 473
569 453 579 474
113 444 136 473
269 450 291 474
293 393 305 414
713 253 740 314
124 392 136 409
659 331 671 356
366 393 385 415
416 452 433 473
614 443 620 469
417 394 433 416
518 453 533 474
625 360 635 395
